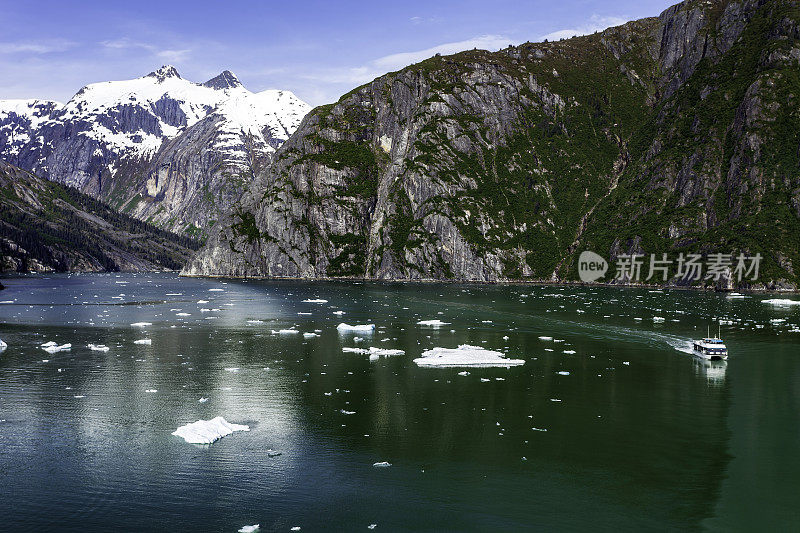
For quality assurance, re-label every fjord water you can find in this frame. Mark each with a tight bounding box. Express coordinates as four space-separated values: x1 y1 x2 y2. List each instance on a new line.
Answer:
0 274 798 531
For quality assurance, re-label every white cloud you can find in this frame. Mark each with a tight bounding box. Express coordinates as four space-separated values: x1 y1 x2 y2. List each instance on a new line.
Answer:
101 38 191 63
540 15 628 42
372 34 514 71
0 40 76 54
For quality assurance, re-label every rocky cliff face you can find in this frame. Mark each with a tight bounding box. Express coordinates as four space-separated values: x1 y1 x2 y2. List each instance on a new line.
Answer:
185 0 799 289
0 160 200 272
0 67 310 237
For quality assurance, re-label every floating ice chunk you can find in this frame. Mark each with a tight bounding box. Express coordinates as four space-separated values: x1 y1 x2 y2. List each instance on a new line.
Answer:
652 317 665 323
340 409 356 415
0 339 5 350
337 323 375 333
457 371 470 376
145 389 157 393
225 367 240 372
762 299 800 306
239 525 260 533
538 336 553 341
414 345 524 367
623 361 630 365
291 528 301 532
563 350 576 354
369 354 379 361
727 293 746 299
198 398 209 403
176 312 191 317
303 332 320 338
197 300 209 304
131 322 152 327
247 320 264 325
172 416 249 444
368 525 377 530
208 288 224 292
369 347 404 356
373 461 392 467
343 347 370 354
272 329 299 335
134 339 152 345
302 299 328 304
41 341 58 347
417 319 450 327
88 344 109 352
557 371 570 375
43 343 71 354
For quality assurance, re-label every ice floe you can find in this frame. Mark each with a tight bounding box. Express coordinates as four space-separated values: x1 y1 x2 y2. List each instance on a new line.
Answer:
343 346 404 356
272 329 299 335
417 319 450 327
302 299 328 304
43 343 71 354
337 323 375 333
172 416 250 444
134 339 152 345
0 339 6 350
131 322 152 327
413 345 524 368
88 344 110 352
373 461 392 467
762 298 800 306
239 525 260 533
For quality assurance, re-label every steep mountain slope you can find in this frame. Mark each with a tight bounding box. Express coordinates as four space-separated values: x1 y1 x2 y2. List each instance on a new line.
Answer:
184 0 800 290
0 66 310 236
0 160 200 272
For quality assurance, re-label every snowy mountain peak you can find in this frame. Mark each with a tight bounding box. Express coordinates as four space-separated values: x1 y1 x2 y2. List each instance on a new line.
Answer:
146 65 182 81
203 70 242 90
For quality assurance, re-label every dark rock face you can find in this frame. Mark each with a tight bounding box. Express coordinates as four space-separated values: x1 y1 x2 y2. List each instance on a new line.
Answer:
185 0 800 290
0 160 199 273
203 71 242 90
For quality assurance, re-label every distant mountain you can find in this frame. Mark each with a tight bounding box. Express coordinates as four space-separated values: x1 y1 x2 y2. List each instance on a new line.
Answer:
0 160 200 272
0 66 311 237
185 0 800 291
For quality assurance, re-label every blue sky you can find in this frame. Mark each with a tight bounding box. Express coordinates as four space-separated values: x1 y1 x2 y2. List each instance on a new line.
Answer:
0 0 675 106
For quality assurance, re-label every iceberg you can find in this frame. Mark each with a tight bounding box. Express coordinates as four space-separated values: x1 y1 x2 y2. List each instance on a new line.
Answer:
88 344 110 352
131 322 152 327
652 317 665 322
172 416 250 444
373 461 392 467
239 526 260 533
337 323 375 333
43 343 71 354
303 332 320 338
762 298 800 306
41 341 57 347
417 319 450 327
413 345 524 368
0 339 5 350
538 336 553 341
134 339 152 345
369 347 404 356
302 299 328 304
272 329 299 335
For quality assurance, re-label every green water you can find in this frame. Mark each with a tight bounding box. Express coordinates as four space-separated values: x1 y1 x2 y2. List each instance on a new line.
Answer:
0 273 797 531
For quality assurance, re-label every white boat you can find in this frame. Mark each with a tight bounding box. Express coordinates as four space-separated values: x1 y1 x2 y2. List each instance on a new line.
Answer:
692 337 728 360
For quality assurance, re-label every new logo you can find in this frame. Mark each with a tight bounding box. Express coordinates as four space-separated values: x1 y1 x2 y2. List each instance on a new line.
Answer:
578 251 608 282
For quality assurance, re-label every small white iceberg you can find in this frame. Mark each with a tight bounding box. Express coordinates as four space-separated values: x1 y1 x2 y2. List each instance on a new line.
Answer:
302 299 328 304
272 329 299 335
303 332 320 338
172 416 250 444
88 344 110 352
652 317 665 323
131 322 152 327
413 345 524 368
43 343 71 354
239 525 260 533
762 298 800 306
134 339 152 345
337 323 375 333
538 336 553 341
373 461 392 467
417 319 450 327
0 339 6 350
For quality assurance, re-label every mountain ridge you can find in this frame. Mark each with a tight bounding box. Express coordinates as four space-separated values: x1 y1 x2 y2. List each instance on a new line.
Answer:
183 0 800 291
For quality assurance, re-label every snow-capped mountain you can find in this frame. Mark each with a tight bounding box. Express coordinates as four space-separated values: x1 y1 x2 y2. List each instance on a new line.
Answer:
0 65 311 236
